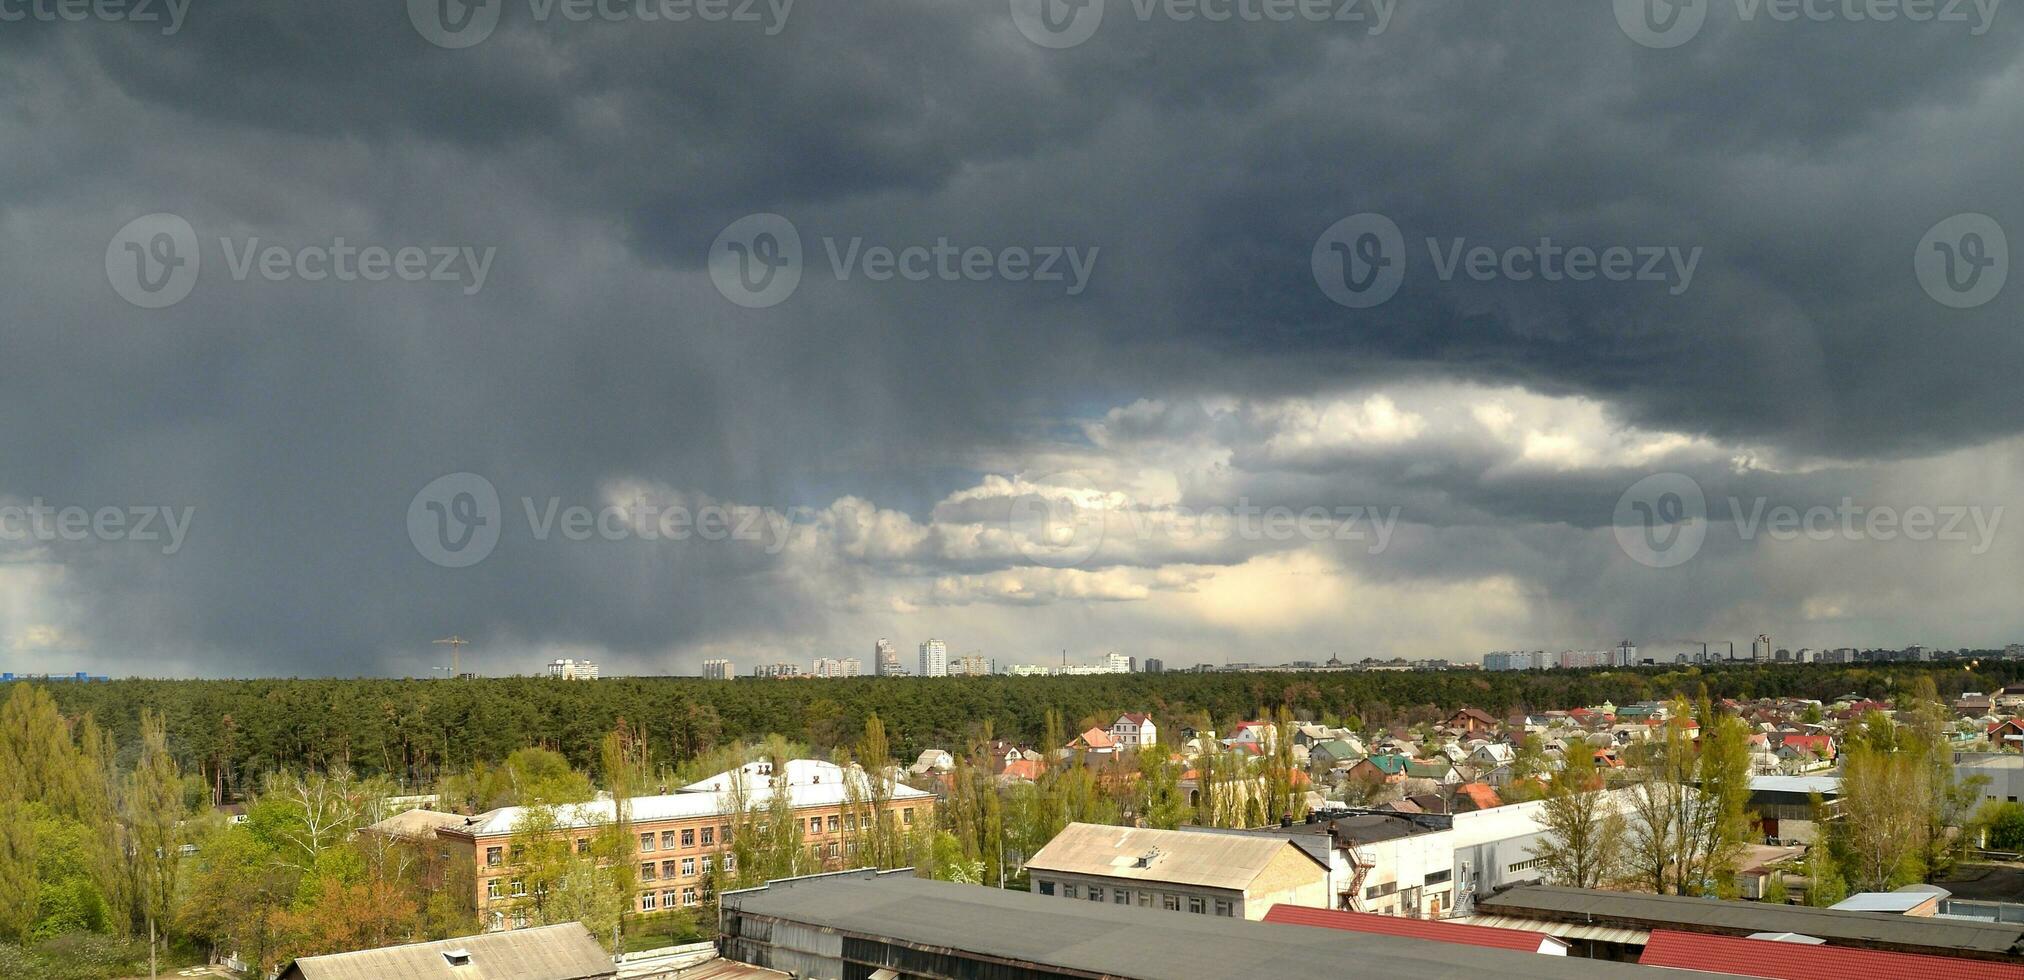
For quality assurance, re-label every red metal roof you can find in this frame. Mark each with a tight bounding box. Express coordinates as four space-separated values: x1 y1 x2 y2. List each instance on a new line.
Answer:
1638 929 2024 980
1262 905 1560 953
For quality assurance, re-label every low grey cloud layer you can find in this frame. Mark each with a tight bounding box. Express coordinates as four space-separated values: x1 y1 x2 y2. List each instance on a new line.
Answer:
2 1 2021 676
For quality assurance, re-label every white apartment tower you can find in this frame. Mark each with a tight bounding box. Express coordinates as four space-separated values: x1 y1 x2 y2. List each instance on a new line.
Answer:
702 659 733 680
875 638 901 676
919 638 949 677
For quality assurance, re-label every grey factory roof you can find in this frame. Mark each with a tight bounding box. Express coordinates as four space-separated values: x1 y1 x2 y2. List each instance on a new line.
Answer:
722 872 1728 980
1745 774 1842 798
279 923 613 980
1478 885 2024 958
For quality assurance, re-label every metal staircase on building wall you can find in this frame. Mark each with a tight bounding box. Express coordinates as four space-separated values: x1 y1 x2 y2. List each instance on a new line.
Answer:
1337 846 1378 912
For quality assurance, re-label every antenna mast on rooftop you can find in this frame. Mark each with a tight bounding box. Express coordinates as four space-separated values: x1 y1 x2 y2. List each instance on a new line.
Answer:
434 635 470 677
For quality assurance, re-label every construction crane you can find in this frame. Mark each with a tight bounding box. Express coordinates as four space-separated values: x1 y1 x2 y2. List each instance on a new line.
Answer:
434 635 470 677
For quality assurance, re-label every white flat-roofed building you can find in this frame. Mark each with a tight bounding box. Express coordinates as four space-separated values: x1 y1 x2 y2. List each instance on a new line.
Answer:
1026 823 1329 920
546 658 599 680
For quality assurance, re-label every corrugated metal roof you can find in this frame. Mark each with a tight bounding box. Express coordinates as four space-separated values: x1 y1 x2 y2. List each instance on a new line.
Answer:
1829 892 1934 913
1477 885 2024 957
1024 823 1325 891
1639 929 2024 980
1263 904 1567 953
1454 913 1651 946
722 873 1729 980
283 923 613 980
666 958 790 980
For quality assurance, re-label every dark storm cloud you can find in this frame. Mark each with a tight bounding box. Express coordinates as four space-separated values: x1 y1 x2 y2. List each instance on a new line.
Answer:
2 1 2021 674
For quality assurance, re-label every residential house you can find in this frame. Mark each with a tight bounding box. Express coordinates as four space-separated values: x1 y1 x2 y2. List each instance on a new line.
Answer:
909 749 955 776
1405 759 1461 787
1347 755 1409 786
1309 740 1364 770
1468 743 1516 771
1776 734 1835 769
1070 727 1119 757
1111 713 1159 749
1228 721 1279 752
1447 707 1501 735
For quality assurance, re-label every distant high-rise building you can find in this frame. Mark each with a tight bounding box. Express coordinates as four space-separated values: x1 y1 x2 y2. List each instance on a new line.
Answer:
702 658 733 680
1143 658 1165 674
1615 640 1638 667
919 639 948 678
875 638 901 676
949 654 992 677
547 658 599 680
754 662 802 679
1753 634 1772 662
1557 650 1612 670
811 657 862 678
1106 652 1132 674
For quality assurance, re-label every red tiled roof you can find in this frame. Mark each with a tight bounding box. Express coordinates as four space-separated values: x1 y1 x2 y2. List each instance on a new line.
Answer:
1457 782 1501 810
1074 727 1117 749
1001 759 1043 781
1263 905 1560 953
1640 930 2024 980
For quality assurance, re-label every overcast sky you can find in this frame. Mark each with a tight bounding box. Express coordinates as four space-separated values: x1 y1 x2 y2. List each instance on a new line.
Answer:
3 0 2022 677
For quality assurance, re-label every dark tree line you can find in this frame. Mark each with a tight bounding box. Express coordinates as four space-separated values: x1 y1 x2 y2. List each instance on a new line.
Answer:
30 660 2021 801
